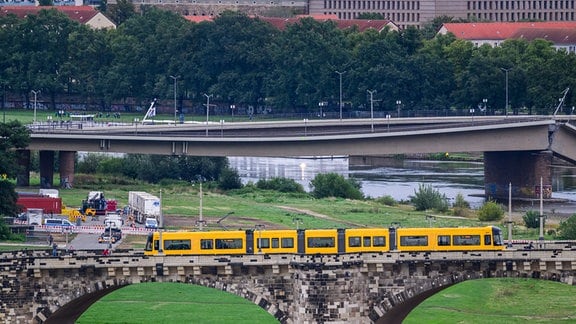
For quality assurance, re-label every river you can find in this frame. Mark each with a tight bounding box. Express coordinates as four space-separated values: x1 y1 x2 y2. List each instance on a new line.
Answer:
228 156 576 212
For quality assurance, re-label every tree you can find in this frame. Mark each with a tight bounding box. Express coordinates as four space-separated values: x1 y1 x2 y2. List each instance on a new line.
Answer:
310 173 363 199
0 121 30 217
477 200 504 222
556 214 576 239
523 210 541 229
410 184 449 212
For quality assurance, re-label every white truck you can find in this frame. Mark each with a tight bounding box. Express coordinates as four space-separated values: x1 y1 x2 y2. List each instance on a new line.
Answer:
128 191 160 224
27 208 44 226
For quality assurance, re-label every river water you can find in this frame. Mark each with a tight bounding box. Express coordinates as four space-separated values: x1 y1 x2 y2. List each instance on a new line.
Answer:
228 156 576 211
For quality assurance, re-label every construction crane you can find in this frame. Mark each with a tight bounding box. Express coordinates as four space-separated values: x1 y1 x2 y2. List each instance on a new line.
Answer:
553 87 570 117
142 98 157 124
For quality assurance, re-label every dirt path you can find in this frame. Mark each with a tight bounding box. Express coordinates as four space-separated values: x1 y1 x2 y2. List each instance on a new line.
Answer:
276 206 363 227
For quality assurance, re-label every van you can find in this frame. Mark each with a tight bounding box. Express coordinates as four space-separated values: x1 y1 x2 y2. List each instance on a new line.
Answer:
44 218 75 227
145 218 158 229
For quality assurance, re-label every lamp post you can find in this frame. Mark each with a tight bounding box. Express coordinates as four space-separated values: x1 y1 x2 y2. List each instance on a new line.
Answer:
396 100 401 118
169 76 178 125
31 90 40 124
483 98 488 115
335 71 345 120
501 68 511 116
204 93 213 136
367 89 376 132
230 104 235 120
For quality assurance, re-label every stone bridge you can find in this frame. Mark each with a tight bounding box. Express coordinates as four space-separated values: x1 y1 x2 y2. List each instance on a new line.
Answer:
2 246 576 323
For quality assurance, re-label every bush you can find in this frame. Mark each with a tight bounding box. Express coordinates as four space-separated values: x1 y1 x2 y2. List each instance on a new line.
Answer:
410 184 449 212
375 195 397 206
256 177 305 193
218 168 243 190
523 210 542 229
310 173 363 200
453 193 470 209
477 200 504 221
452 193 471 216
556 214 576 239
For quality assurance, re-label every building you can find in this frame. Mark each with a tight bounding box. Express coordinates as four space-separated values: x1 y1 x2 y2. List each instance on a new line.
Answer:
0 5 116 29
184 13 400 32
438 22 576 53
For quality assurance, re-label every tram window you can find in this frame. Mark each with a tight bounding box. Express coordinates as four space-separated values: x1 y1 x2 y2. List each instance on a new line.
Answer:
201 239 213 249
281 238 294 248
308 237 335 248
453 235 480 246
400 235 428 246
438 235 451 246
373 236 386 247
272 238 279 248
484 235 491 245
257 238 270 249
363 236 371 247
216 238 243 249
349 236 361 247
164 239 191 250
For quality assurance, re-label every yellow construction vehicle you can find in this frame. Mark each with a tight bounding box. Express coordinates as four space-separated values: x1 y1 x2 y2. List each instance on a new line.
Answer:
61 205 86 223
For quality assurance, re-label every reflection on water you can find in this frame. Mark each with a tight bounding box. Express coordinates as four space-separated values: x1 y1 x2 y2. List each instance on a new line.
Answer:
228 157 576 210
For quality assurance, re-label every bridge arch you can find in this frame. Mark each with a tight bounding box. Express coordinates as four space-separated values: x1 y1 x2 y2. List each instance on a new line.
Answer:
2 249 576 323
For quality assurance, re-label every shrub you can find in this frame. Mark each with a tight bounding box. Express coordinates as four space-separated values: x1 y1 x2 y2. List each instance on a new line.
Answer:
410 184 449 212
310 173 363 200
477 200 504 221
453 193 470 209
375 195 397 206
256 177 305 193
556 214 576 239
218 168 243 190
523 210 542 229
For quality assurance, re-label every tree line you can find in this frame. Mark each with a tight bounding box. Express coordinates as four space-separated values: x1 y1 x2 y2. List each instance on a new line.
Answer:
1 7 576 118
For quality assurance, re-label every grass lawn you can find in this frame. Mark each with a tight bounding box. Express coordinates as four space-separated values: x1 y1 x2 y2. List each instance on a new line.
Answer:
76 283 277 324
405 278 576 323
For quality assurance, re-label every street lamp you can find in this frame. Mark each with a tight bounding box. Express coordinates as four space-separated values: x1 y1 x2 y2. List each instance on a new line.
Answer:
335 71 345 120
367 89 376 132
31 90 40 124
483 98 488 115
230 104 235 120
169 76 178 125
501 68 511 116
396 100 401 118
204 93 213 136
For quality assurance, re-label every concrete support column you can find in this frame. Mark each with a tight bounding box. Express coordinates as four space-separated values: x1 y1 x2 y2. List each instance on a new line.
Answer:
59 151 75 188
484 150 552 200
16 149 31 187
39 150 55 189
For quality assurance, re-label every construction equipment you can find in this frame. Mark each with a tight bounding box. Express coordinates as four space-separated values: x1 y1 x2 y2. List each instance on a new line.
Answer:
62 205 86 223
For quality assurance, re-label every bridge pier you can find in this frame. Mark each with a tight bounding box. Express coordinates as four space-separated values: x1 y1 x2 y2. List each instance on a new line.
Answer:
39 150 55 189
484 150 552 200
59 151 75 188
16 149 31 186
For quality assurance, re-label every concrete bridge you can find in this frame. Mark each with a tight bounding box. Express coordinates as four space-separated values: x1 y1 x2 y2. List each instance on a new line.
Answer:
20 116 576 200
2 245 576 323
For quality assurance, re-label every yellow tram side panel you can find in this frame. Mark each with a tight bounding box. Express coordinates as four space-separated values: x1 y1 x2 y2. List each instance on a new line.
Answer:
395 226 503 252
256 229 298 254
151 230 247 255
344 228 390 253
304 229 339 254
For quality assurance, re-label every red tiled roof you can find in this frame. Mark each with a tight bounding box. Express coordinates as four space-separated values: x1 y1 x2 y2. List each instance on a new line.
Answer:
0 5 99 24
183 15 215 23
513 28 576 44
258 16 396 32
442 22 576 40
